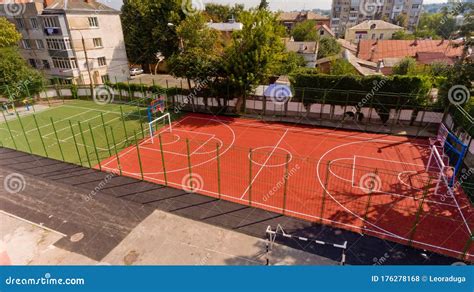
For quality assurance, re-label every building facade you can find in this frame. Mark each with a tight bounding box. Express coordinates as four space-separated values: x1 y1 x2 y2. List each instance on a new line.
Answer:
330 0 423 37
0 0 129 85
344 20 403 43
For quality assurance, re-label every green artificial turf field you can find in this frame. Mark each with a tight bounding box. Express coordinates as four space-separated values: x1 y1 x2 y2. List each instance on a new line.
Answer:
0 100 154 167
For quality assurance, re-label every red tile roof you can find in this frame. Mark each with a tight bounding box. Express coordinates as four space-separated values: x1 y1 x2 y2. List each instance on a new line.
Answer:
415 52 455 65
357 40 463 62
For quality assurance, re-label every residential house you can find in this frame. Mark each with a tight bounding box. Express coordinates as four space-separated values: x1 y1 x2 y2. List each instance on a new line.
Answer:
278 11 330 31
357 39 464 74
284 40 318 68
0 0 129 85
330 0 423 37
316 49 382 76
316 24 336 39
345 20 404 43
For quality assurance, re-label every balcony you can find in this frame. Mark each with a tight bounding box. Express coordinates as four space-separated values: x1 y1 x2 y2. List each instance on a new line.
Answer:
44 27 63 36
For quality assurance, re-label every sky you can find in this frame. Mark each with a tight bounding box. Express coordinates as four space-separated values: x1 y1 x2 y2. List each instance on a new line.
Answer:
100 0 449 11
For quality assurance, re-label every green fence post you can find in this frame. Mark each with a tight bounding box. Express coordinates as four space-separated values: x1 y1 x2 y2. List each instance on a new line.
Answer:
44 88 51 107
33 114 48 157
408 178 431 245
186 138 193 192
139 120 145 139
109 126 122 176
68 120 82 164
77 121 92 168
1 111 17 150
100 113 112 157
462 236 474 261
248 148 253 206
134 131 144 180
120 106 129 145
16 113 33 154
89 123 101 171
282 153 290 215
363 169 378 222
158 134 168 186
216 143 221 199
320 160 331 224
50 117 65 161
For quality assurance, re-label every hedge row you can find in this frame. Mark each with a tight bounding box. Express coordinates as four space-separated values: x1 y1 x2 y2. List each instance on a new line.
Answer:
290 73 433 107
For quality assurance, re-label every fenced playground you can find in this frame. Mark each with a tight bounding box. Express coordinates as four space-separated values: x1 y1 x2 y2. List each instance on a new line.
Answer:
0 97 473 262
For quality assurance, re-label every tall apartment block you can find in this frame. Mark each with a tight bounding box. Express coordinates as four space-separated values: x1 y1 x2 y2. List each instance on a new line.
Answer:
0 0 129 85
330 0 423 36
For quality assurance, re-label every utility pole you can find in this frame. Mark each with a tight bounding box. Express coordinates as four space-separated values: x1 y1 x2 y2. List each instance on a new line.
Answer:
82 35 94 94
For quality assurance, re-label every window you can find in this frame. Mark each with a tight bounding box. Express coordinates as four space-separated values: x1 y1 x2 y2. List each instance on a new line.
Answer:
52 58 77 69
412 4 420 9
46 38 71 50
21 39 31 49
97 57 106 66
43 17 60 28
42 60 50 69
371 33 376 40
88 17 99 28
101 75 110 83
31 18 39 29
380 33 384 39
16 18 24 29
35 39 44 49
93 38 103 48
28 59 37 68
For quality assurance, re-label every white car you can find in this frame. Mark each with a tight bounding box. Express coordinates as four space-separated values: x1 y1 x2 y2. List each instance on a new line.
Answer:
129 68 144 76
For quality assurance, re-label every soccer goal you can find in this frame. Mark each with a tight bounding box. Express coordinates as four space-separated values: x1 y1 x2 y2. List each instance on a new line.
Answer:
148 112 172 144
427 144 455 197
429 123 468 184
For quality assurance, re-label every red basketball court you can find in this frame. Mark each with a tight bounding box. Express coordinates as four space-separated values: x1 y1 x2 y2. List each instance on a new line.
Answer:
100 113 474 261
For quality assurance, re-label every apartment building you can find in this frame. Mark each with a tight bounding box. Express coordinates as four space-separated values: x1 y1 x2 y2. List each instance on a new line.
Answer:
330 0 423 37
0 0 129 85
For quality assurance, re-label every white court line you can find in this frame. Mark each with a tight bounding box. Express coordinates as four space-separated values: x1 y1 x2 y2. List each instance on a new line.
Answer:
327 158 354 183
0 210 67 237
191 135 216 155
101 116 236 171
23 109 96 135
140 146 188 157
352 155 456 207
63 116 121 142
239 129 289 200
99 165 473 260
355 155 426 168
62 104 123 116
43 112 109 138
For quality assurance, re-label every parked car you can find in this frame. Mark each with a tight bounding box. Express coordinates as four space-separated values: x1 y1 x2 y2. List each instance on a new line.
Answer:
129 68 144 76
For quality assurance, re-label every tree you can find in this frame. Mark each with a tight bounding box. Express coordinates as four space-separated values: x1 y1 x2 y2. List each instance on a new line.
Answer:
274 51 306 76
0 17 21 48
415 12 458 39
317 37 341 59
222 9 287 112
121 0 184 72
204 3 244 22
258 0 269 10
329 59 357 75
391 30 415 40
392 57 417 75
168 13 220 89
394 14 408 28
0 48 44 100
291 20 318 41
